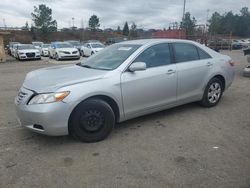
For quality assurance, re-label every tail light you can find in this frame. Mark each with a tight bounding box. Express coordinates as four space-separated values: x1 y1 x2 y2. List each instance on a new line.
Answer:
228 60 235 66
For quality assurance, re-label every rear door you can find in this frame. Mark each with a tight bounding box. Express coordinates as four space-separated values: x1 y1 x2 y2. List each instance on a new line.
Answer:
172 42 213 102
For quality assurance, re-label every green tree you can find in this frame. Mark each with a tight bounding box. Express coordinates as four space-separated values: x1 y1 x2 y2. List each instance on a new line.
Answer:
88 15 100 31
22 21 29 31
180 12 197 35
237 7 250 37
129 22 137 38
208 12 223 34
208 7 250 37
117 26 121 34
31 4 57 36
122 22 129 36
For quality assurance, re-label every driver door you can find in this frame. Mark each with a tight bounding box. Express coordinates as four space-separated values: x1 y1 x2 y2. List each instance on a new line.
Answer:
121 43 177 119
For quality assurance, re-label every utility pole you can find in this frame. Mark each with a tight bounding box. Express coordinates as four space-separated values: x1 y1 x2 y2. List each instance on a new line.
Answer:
182 0 186 20
72 17 75 27
206 9 210 32
3 18 7 29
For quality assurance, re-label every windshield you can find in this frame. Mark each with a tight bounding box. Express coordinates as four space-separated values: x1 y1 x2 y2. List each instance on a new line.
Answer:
80 44 141 70
42 44 50 48
33 42 43 47
19 45 36 50
68 41 81 46
56 43 73 48
91 43 105 48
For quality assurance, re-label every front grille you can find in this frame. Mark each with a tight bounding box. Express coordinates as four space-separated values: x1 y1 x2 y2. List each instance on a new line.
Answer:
16 91 28 104
26 53 35 57
62 51 70 54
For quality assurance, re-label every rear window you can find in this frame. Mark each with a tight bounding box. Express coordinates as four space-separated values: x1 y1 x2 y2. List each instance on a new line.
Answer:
197 47 212 59
173 43 199 63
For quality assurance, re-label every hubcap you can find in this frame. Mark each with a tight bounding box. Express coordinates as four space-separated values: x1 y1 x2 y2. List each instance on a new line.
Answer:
208 82 221 104
79 110 104 132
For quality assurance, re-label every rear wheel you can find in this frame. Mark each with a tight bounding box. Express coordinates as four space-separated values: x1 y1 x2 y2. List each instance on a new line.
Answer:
69 99 115 142
200 78 223 107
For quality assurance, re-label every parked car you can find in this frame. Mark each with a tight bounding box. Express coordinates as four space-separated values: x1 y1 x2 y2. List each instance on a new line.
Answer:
32 42 44 49
232 39 249 48
40 44 51 56
13 44 22 58
15 44 41 60
48 42 80 60
15 39 235 142
81 42 105 57
106 37 128 45
11 43 20 57
8 42 20 55
64 40 82 53
231 41 243 50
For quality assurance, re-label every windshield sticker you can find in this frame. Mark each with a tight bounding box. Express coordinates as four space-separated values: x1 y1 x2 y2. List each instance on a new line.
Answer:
118 47 132 51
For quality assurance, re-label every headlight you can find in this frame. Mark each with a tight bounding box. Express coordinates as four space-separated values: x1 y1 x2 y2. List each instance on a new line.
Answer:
18 52 24 55
28 91 70 105
58 51 64 53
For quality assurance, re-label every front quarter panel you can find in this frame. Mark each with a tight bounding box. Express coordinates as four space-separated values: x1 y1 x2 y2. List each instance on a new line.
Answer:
59 71 124 121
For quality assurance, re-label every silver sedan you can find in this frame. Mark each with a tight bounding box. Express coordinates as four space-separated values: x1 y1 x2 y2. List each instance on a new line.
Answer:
15 39 235 142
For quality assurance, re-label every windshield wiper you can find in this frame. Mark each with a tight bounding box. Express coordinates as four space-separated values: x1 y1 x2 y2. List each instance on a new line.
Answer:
76 63 111 71
76 63 93 69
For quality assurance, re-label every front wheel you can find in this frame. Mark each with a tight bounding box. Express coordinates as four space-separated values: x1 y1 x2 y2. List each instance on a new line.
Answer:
200 78 223 107
69 99 115 142
55 53 60 61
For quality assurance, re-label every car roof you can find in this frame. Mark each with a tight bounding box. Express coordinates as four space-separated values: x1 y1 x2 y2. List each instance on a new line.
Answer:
119 39 198 45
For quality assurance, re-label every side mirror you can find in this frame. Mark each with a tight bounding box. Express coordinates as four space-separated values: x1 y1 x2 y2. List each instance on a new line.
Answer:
129 62 147 72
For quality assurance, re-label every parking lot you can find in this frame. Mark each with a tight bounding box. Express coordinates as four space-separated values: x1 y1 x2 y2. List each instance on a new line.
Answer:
0 51 249 188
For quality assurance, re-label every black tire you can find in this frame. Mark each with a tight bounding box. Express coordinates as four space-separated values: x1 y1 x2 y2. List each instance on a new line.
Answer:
200 77 223 107
91 51 94 55
243 67 250 77
55 53 60 61
69 99 115 142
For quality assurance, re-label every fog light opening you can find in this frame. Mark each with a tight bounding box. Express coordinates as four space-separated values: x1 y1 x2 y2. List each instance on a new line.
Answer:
33 124 44 130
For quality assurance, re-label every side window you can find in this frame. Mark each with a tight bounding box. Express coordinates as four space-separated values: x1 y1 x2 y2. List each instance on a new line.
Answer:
197 47 211 59
173 43 199 63
134 43 171 68
87 44 91 48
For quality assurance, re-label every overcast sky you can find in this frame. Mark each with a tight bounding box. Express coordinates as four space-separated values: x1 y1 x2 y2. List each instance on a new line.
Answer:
0 0 249 29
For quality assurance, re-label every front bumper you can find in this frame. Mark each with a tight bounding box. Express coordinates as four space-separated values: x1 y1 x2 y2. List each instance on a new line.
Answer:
19 54 41 60
58 53 80 60
15 87 75 136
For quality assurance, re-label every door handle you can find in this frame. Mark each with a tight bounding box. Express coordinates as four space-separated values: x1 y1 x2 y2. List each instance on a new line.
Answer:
206 62 213 67
167 69 176 75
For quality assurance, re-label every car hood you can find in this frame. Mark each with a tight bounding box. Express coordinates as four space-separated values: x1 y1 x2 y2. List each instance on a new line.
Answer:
42 48 49 51
93 48 104 52
23 64 108 93
18 49 39 53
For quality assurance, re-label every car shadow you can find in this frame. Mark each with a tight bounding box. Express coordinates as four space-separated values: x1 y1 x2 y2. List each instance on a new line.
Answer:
19 102 201 145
